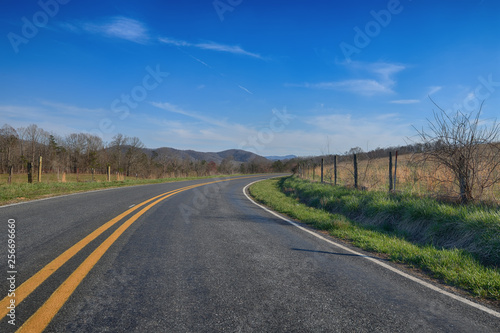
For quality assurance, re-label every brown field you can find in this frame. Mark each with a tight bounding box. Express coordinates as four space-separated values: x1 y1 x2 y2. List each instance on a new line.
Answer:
303 154 500 205
0 169 217 186
0 172 138 184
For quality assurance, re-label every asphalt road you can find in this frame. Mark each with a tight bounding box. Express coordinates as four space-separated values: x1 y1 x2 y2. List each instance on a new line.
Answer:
1 174 499 332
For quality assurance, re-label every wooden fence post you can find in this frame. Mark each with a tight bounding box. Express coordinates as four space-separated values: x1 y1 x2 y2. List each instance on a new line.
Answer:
8 166 13 184
394 151 398 191
107 166 111 181
334 155 337 186
27 162 33 183
389 152 393 192
353 153 358 189
321 158 324 183
38 156 42 183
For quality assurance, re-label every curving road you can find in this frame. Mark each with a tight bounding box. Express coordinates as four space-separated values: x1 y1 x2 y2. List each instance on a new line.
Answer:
0 174 499 332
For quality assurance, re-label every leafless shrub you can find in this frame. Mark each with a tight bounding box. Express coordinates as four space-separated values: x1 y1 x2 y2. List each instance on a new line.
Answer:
413 100 500 204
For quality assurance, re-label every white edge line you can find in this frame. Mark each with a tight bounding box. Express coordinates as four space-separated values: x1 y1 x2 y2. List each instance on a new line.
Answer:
243 179 500 319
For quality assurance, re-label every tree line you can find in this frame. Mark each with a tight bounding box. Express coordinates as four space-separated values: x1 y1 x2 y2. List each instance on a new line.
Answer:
0 124 275 178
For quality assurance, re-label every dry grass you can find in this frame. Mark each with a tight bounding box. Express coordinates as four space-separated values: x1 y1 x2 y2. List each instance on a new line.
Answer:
0 172 142 185
306 153 499 205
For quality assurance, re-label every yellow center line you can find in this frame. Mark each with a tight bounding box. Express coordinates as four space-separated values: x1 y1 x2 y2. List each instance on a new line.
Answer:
13 175 260 332
16 188 187 332
0 181 220 320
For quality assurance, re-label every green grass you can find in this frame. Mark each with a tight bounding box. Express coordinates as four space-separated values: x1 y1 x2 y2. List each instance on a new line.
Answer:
249 176 500 301
0 175 238 206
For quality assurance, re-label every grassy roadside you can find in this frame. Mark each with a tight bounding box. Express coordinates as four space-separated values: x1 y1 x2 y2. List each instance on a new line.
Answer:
0 175 239 206
249 176 500 302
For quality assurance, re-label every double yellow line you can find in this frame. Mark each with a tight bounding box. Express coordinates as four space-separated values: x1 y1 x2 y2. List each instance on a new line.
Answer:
1 177 251 332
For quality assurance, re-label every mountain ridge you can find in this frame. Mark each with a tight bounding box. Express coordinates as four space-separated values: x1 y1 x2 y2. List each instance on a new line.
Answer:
140 147 270 165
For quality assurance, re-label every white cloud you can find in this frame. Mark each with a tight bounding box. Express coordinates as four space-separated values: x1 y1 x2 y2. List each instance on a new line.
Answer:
293 61 406 96
101 17 148 43
366 62 405 81
0 105 43 119
151 102 231 128
145 103 411 156
0 103 104 137
428 86 442 96
238 85 253 94
196 42 261 58
301 79 393 95
159 37 262 59
64 16 149 44
390 99 420 104
158 37 189 47
300 111 410 154
40 101 105 116
375 113 400 120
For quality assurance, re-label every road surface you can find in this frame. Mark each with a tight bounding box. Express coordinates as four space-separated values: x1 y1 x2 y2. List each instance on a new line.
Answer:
0 175 499 332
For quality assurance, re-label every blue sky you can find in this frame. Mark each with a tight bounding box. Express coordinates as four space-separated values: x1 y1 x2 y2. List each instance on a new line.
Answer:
1 0 499 156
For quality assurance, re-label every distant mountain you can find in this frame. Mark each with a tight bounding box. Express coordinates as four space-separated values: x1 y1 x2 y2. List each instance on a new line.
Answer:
142 147 269 165
265 155 297 161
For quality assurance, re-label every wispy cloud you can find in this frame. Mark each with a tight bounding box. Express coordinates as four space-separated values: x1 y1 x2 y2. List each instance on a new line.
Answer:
292 61 405 96
294 79 393 95
0 105 44 120
40 101 106 116
196 42 261 58
390 99 420 104
150 102 229 127
147 103 410 155
0 103 106 136
428 86 442 96
238 85 253 94
303 112 410 153
159 37 262 59
363 62 405 82
63 16 149 44
144 103 262 151
158 37 189 47
102 17 148 43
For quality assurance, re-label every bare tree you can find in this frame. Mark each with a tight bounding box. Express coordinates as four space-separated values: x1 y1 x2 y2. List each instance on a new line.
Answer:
125 137 145 176
0 124 19 173
21 124 44 167
85 134 104 170
110 134 129 172
414 100 500 203
65 133 88 172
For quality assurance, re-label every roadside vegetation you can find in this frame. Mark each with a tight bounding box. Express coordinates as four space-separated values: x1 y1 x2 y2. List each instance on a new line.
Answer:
249 176 500 302
295 105 500 205
0 174 239 206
